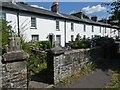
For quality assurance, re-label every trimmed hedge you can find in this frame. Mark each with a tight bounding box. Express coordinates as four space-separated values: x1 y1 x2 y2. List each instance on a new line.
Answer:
38 41 52 50
69 41 91 49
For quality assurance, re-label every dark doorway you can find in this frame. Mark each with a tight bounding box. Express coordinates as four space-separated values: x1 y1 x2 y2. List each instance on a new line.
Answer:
48 34 54 47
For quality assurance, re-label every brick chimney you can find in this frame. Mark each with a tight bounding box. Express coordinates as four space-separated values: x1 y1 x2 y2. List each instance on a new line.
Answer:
51 2 59 13
91 16 97 22
71 11 83 19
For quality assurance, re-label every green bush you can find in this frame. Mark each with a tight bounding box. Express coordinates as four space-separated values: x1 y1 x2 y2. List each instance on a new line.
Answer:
22 42 31 53
38 41 52 50
21 40 49 74
95 37 115 47
28 51 47 74
0 20 12 49
95 37 117 58
69 41 91 49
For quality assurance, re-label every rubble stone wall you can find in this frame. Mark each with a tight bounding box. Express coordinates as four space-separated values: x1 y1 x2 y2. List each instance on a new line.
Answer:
47 47 104 84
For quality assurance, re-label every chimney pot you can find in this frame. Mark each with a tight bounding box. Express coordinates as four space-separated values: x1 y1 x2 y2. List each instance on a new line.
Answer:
71 11 83 19
51 2 59 13
91 16 97 22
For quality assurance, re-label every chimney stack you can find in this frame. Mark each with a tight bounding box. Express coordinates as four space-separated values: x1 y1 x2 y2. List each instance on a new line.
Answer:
51 2 59 13
91 16 97 22
71 11 83 19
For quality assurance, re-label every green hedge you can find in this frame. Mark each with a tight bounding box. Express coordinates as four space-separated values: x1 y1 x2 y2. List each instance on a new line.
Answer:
69 41 91 49
38 41 52 50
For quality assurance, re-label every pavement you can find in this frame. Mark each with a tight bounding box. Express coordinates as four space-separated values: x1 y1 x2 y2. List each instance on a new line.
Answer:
55 69 113 88
28 81 54 88
28 55 120 88
55 56 120 88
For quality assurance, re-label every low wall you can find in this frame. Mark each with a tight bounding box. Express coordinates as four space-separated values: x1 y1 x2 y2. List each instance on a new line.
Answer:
47 47 104 84
1 37 29 88
2 61 27 88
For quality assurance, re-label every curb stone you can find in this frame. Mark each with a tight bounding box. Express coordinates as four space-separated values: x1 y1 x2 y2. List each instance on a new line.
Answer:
46 84 54 88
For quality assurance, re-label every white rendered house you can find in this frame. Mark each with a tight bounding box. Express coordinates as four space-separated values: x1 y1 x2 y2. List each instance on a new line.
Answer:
0 2 119 47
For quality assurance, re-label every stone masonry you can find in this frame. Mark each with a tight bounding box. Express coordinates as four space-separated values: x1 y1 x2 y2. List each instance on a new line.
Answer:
1 37 29 88
47 44 104 84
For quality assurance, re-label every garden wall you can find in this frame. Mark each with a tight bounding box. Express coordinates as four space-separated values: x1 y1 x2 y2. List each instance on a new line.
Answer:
47 47 104 84
0 37 29 88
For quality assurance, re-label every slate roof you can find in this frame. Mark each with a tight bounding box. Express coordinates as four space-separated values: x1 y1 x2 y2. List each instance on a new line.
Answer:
1 2 119 29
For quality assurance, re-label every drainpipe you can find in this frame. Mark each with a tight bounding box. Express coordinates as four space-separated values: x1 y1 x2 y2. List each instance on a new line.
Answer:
17 12 20 37
64 20 66 46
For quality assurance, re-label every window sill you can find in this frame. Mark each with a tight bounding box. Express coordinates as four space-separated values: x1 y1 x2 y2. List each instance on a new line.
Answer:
30 27 37 29
56 29 60 31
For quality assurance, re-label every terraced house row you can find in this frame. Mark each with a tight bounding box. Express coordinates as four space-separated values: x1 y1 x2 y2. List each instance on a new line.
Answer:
0 1 119 47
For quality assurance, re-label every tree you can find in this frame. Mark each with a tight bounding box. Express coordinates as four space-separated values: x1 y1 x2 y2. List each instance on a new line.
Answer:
102 1 120 26
0 19 12 48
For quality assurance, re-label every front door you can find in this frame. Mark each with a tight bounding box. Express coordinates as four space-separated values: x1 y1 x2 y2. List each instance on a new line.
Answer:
48 34 54 47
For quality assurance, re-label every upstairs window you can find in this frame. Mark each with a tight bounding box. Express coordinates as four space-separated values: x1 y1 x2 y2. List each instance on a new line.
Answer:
105 28 106 33
71 23 74 31
56 20 59 30
84 25 86 32
110 28 112 33
100 27 101 33
31 17 36 28
92 26 94 32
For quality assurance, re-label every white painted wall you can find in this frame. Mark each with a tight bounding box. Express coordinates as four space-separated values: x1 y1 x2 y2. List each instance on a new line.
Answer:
3 9 119 47
6 12 18 34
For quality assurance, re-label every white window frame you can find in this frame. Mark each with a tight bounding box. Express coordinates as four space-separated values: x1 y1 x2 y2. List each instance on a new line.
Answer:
32 35 39 41
31 17 37 28
84 25 86 32
56 20 60 31
56 35 61 45
92 26 94 32
71 23 74 31
105 28 106 33
100 27 101 33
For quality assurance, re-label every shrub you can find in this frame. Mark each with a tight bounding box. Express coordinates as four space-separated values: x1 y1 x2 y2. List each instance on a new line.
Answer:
21 40 49 74
28 40 51 51
38 41 52 50
28 51 47 74
1 20 12 48
22 42 31 53
69 40 91 49
95 37 115 47
94 37 117 58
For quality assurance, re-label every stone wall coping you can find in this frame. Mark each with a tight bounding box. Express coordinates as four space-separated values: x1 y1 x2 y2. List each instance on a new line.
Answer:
50 46 64 55
3 51 29 62
65 47 100 55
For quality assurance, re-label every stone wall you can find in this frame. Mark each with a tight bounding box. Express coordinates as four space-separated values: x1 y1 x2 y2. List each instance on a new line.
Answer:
47 47 104 84
2 61 27 88
0 56 2 88
1 37 29 88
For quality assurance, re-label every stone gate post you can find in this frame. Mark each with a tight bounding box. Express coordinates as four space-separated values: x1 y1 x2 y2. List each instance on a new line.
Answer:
2 37 29 88
47 42 64 84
